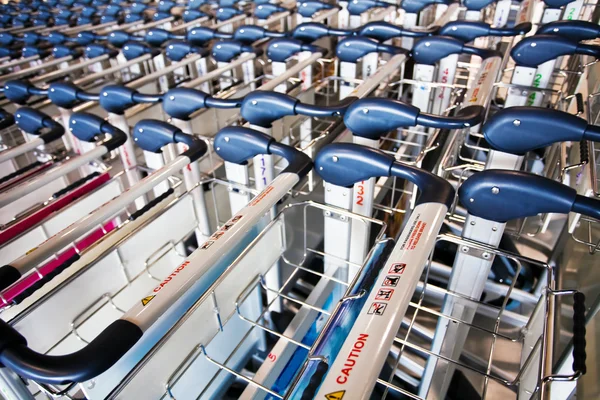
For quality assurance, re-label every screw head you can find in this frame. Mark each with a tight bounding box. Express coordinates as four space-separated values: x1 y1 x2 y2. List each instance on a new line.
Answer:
491 187 500 194
224 137 230 142
513 119 521 126
482 252 491 260
332 156 338 162
461 246 469 253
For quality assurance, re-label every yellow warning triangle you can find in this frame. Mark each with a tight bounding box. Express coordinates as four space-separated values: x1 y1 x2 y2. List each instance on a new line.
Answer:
325 390 345 400
141 295 155 306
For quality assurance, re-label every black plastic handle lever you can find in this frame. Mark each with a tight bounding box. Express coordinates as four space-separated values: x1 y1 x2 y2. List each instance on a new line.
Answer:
69 112 127 150
357 21 431 42
292 22 352 43
483 106 600 155
214 126 313 176
343 97 484 139
240 91 354 128
14 107 64 144
460 169 600 222
0 109 14 130
439 21 532 43
537 20 600 42
133 119 207 161
162 88 242 120
0 318 142 384
3 80 48 105
412 36 501 65
336 36 407 63
511 35 600 68
315 143 454 206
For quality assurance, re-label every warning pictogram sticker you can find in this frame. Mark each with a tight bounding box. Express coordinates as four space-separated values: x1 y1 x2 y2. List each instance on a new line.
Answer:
141 295 155 306
325 390 345 400
388 263 406 274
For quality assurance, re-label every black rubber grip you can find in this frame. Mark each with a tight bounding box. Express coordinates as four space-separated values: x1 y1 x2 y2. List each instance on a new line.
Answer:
0 265 22 292
12 253 80 306
0 318 143 384
128 187 174 221
575 93 584 116
572 291 586 375
51 171 100 199
579 140 589 165
300 361 329 400
0 161 42 186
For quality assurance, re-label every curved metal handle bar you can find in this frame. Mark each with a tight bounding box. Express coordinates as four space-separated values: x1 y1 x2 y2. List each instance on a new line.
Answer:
343 97 484 139
439 21 532 43
315 143 454 206
511 35 600 68
483 106 600 155
412 36 501 65
133 119 207 161
240 91 355 127
162 87 242 120
3 80 48 104
214 126 313 176
267 38 325 62
537 20 600 42
459 169 600 222
233 25 287 44
291 22 352 43
336 36 406 63
356 21 430 42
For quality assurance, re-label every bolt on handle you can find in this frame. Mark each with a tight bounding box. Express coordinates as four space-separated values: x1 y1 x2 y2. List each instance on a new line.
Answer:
316 143 455 206
214 126 313 176
292 22 352 43
162 88 242 120
344 97 484 139
412 36 501 65
357 21 431 43
459 169 600 222
483 106 600 155
336 36 407 63
511 35 600 68
537 20 600 42
439 20 532 43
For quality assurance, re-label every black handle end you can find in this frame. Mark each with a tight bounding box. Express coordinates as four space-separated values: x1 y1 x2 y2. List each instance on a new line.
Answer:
0 265 22 292
573 291 586 375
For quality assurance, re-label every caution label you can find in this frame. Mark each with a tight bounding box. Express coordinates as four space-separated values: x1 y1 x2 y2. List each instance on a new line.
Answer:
141 295 155 306
325 390 345 400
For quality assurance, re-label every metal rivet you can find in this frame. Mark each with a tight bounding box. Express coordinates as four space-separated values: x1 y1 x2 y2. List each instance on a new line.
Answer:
491 187 500 194
103 92 108 96
148 32 153 35
363 108 368 114
252 100 257 105
217 45 222 49
240 29 244 33
332 156 338 162
51 88 54 92
452 26 457 31
464 122 470 127
553 28 559 32
531 43 536 47
191 30 196 35
72 120 76 124
216 146 221 151
300 27 305 31
224 137 230 142
345 42 350 46
124 46 129 50
470 220 476 225
169 45 173 49
513 119 520 126
425 42 430 47
139 128 143 133
134 137 138 141
273 44 278 48
469 198 474 202
482 252 491 260
461 246 469 253
319 166 323 170
492 226 498 231
169 96 175 100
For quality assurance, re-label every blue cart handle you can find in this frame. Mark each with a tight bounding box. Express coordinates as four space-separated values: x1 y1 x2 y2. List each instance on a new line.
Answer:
214 126 313 177
145 28 183 47
439 20 532 43
186 26 233 46
4 80 49 104
316 143 454 206
348 0 389 16
460 169 600 222
543 0 575 8
483 106 600 155
412 36 501 65
336 36 406 63
344 97 484 139
182 9 208 23
402 0 452 13
106 30 145 48
511 35 600 68
233 25 287 44
211 40 263 62
240 91 355 127
297 0 336 18
121 42 161 60
133 119 207 161
165 40 209 61
537 20 600 42
292 22 353 43
254 4 287 20
357 21 432 43
215 6 244 21
14 107 64 144
462 0 495 11
69 112 126 150
267 38 325 62
162 88 242 120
